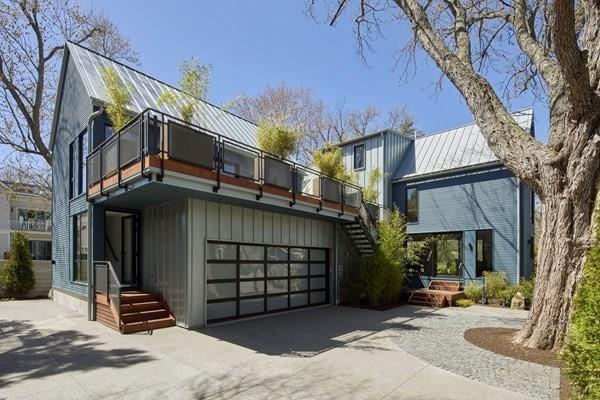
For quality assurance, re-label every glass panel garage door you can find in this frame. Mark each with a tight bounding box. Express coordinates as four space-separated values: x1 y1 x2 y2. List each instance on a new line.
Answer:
206 241 329 323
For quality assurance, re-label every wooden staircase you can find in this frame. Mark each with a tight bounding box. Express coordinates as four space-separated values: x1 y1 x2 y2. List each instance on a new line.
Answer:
95 290 176 334
408 280 465 308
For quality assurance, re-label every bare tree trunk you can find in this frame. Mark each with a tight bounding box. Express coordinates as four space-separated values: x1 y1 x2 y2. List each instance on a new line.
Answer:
514 118 600 350
514 197 588 349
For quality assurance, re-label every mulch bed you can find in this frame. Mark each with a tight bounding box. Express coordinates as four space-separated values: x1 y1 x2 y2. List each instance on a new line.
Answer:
464 327 572 400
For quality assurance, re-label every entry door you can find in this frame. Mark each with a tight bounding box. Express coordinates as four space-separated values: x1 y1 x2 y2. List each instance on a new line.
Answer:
121 215 139 285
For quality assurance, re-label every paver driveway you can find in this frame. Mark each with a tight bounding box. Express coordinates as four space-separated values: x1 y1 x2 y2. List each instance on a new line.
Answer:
0 300 558 400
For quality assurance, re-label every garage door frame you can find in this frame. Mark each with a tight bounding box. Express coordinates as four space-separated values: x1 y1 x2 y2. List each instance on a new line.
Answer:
206 240 330 323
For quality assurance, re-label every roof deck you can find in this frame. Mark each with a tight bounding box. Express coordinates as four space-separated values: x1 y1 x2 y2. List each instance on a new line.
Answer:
86 109 363 220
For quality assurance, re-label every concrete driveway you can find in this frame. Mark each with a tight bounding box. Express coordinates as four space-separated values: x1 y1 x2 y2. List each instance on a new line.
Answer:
0 300 557 400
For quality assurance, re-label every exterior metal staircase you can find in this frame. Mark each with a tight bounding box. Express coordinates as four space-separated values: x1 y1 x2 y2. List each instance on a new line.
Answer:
341 201 380 255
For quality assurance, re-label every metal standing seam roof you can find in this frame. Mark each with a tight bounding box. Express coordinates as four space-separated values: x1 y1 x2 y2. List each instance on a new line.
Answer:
392 109 534 180
66 42 258 146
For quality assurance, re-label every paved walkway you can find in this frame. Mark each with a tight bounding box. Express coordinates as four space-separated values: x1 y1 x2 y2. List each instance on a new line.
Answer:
0 300 559 400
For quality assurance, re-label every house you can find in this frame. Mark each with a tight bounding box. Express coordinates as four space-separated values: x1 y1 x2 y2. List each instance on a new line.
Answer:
50 42 369 333
340 110 535 288
0 181 52 297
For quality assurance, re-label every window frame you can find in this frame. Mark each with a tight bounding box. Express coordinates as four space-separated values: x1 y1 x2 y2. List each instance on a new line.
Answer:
69 139 76 199
78 129 88 195
406 186 419 223
72 212 88 284
475 229 494 277
205 241 329 323
353 144 365 170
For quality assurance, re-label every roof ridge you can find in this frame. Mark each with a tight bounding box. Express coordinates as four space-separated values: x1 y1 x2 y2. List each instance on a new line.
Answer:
417 108 533 139
66 41 258 127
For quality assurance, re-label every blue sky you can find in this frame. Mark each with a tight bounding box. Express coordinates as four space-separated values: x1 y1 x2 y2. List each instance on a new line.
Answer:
82 0 549 142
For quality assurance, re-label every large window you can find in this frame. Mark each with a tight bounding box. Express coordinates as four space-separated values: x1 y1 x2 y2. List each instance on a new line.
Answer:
29 240 52 260
206 241 328 323
353 144 365 170
476 230 493 277
73 213 88 283
409 232 462 277
69 129 88 198
406 187 418 223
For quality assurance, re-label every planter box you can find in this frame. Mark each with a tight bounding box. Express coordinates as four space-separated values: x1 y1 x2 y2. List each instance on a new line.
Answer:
264 156 293 189
321 177 341 203
168 121 215 169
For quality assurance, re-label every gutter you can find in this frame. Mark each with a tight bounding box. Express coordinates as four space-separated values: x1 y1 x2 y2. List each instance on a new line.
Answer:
87 107 104 322
391 161 504 184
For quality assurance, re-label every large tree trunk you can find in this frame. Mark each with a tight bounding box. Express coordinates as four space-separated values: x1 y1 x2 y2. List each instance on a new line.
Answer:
514 119 600 350
514 197 589 350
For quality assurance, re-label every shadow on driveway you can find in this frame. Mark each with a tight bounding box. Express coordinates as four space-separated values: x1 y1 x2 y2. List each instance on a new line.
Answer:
200 305 442 357
0 319 154 389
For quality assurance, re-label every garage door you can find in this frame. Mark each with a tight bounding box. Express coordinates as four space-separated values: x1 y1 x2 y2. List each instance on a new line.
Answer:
206 241 329 323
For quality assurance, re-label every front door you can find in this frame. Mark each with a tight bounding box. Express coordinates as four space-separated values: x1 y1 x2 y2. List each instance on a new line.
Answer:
121 215 138 285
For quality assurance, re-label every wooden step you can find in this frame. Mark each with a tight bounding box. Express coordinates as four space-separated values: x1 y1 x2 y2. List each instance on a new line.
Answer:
121 300 165 313
121 308 170 324
122 316 176 334
429 280 461 291
95 303 119 330
120 291 161 304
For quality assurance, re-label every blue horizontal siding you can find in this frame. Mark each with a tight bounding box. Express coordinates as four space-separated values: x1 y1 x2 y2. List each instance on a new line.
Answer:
52 53 93 298
392 168 521 283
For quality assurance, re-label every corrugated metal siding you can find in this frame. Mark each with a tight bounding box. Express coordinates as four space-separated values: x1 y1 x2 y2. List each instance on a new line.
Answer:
383 133 412 206
393 109 533 179
52 54 94 297
341 131 412 207
341 134 385 204
392 168 521 283
67 42 258 146
188 198 335 327
141 199 188 326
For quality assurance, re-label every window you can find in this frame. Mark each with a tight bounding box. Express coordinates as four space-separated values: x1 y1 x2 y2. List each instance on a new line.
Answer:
406 187 418 223
476 230 493 277
29 240 51 260
353 144 365 170
16 209 51 231
69 140 76 198
73 213 88 283
78 130 88 194
206 241 329 322
408 232 462 277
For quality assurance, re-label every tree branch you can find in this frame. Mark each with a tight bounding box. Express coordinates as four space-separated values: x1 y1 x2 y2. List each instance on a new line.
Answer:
553 0 593 119
443 0 471 64
393 0 551 194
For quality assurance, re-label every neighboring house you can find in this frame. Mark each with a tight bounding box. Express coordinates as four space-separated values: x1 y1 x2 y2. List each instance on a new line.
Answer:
50 42 368 332
0 182 52 260
340 110 535 285
0 181 52 298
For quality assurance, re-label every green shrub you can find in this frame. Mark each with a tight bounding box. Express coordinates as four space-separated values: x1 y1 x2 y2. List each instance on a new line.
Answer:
516 276 535 305
101 66 131 131
257 122 299 159
483 271 508 303
362 168 383 204
564 223 600 399
464 282 483 303
341 208 425 307
498 286 518 306
312 144 353 182
1 232 35 298
454 298 474 308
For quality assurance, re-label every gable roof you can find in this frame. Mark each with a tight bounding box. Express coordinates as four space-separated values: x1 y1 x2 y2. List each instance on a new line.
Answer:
51 42 258 149
392 108 534 180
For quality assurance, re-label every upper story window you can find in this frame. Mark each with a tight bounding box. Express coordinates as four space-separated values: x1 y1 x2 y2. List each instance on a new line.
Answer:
69 140 76 198
353 144 365 170
78 130 88 194
69 129 87 198
406 187 418 223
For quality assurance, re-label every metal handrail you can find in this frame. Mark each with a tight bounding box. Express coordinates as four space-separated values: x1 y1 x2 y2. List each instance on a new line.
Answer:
86 108 362 209
92 261 123 325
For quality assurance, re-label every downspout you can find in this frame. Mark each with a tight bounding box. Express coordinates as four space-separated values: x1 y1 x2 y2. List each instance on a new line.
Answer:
87 107 104 321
